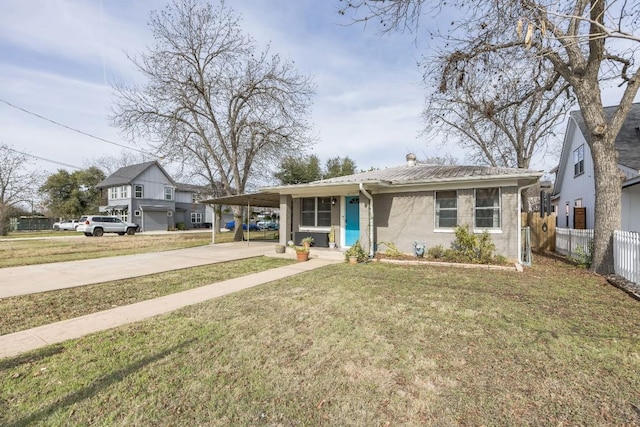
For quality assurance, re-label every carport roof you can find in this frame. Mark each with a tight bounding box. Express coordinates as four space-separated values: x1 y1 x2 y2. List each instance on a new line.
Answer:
199 192 281 208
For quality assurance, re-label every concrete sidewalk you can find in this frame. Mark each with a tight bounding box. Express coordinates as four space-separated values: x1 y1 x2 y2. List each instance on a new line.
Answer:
0 242 277 298
0 254 340 359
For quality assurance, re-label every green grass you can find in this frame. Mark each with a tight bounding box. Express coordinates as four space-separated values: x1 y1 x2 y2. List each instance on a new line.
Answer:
0 231 278 268
1 255 639 425
0 257 294 335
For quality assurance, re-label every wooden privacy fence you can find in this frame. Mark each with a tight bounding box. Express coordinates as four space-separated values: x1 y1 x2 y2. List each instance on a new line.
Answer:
521 212 556 251
613 230 640 285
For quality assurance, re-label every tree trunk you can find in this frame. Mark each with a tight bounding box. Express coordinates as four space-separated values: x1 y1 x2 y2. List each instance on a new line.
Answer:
232 205 244 242
590 133 621 275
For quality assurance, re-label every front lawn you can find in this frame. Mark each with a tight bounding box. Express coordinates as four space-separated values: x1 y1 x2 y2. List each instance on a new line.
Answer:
1 255 638 425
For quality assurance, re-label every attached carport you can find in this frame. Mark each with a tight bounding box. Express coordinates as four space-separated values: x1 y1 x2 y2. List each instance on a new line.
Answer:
199 191 281 245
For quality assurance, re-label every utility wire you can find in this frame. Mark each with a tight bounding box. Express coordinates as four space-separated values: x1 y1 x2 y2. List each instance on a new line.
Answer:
0 97 150 156
5 145 83 170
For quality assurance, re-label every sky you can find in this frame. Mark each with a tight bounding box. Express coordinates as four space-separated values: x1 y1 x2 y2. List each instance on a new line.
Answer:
0 0 433 182
0 0 636 185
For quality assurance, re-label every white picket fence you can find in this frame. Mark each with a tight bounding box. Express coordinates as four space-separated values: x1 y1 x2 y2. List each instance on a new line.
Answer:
613 230 640 285
555 228 593 259
556 228 640 285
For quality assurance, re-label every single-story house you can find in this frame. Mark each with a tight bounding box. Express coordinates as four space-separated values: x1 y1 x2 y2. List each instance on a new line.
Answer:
205 154 543 261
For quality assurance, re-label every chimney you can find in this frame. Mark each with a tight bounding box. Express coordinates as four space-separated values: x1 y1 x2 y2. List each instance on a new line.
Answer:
406 153 417 167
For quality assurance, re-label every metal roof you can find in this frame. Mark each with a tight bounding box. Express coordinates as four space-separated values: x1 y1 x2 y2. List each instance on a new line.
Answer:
199 192 281 208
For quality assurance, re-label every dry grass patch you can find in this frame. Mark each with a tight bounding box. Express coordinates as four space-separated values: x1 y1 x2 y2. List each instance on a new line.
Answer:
1 255 639 425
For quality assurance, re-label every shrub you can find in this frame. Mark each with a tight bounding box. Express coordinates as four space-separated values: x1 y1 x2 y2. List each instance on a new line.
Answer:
427 244 446 259
378 241 403 258
451 225 497 264
453 225 478 260
176 222 187 231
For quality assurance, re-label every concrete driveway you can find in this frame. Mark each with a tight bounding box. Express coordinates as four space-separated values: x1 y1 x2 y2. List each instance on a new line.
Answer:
0 241 274 298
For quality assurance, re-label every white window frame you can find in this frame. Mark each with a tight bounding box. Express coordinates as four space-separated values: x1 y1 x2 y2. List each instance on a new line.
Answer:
434 190 458 230
134 185 143 198
164 186 174 201
191 212 202 223
573 144 584 176
300 197 332 229
474 188 501 230
109 187 117 199
121 185 129 199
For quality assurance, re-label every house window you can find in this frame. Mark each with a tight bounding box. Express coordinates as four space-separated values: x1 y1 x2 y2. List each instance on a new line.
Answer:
134 185 143 198
435 190 457 228
574 144 584 176
191 212 202 223
475 188 501 229
134 210 141 217
121 186 129 199
301 197 332 227
109 187 117 199
164 187 174 201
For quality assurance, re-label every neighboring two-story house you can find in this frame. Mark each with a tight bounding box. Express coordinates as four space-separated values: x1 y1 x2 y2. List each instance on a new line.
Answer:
96 161 213 232
552 102 640 232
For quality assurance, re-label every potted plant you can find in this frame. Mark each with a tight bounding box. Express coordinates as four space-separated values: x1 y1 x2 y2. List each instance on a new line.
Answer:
301 236 314 250
328 226 336 249
344 239 367 264
289 242 310 261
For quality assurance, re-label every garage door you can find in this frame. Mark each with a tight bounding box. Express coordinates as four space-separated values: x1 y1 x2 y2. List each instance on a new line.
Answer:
143 211 167 232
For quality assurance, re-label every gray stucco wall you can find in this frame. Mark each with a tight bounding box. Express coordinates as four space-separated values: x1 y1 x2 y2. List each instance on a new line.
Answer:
372 187 521 260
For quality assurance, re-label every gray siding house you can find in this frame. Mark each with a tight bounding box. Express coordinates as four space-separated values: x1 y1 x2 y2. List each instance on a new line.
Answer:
552 103 640 232
207 155 541 261
96 161 211 232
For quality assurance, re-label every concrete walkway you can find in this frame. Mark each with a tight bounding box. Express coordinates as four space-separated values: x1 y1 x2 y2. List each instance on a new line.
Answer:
0 243 343 359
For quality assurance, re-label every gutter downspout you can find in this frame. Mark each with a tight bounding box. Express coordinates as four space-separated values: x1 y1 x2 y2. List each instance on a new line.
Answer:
517 181 539 265
359 183 375 258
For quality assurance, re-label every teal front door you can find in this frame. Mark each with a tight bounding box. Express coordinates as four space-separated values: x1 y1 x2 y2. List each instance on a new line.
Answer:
345 196 360 246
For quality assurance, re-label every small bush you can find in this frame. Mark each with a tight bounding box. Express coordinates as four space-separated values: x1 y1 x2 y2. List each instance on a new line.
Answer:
451 225 497 264
176 222 187 231
378 241 403 258
427 244 446 259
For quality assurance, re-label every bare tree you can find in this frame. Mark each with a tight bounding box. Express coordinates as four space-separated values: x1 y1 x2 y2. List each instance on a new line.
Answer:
342 0 640 274
425 52 574 210
88 150 154 176
112 0 315 240
0 144 42 235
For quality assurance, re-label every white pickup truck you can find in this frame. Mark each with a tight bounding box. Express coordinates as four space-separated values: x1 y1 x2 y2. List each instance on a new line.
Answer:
53 219 80 231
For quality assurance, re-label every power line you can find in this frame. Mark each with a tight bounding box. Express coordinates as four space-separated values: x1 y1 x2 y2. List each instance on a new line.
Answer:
4 145 83 170
0 97 150 156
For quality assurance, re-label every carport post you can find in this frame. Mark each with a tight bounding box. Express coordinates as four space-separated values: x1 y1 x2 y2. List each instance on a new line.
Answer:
210 204 216 245
246 199 250 246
